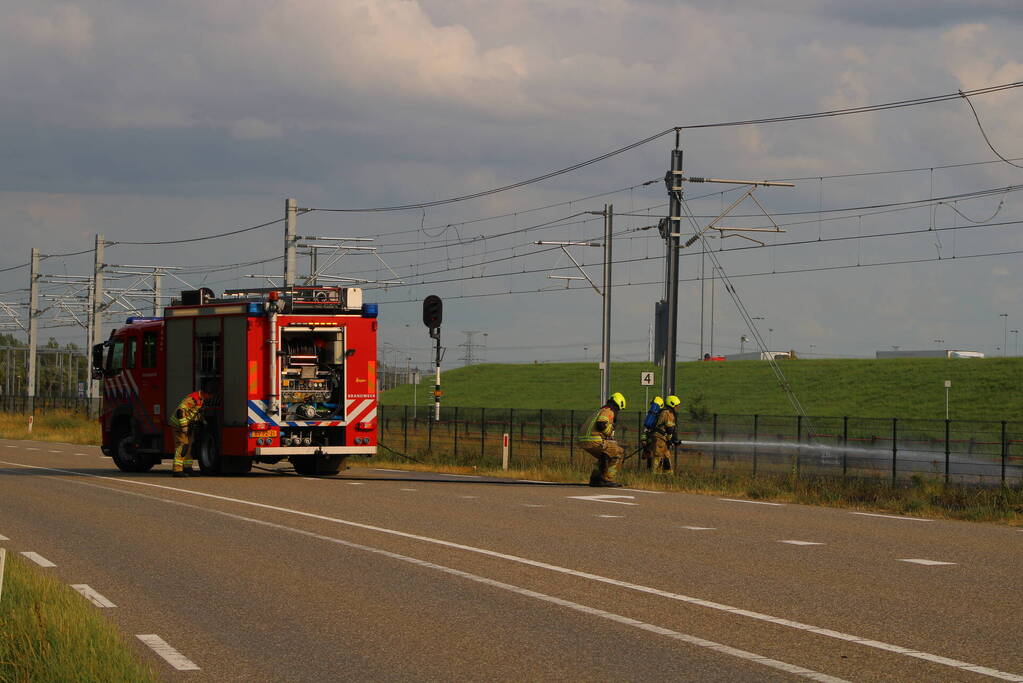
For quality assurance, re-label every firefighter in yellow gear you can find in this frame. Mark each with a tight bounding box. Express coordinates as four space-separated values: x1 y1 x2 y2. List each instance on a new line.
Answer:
646 395 679 473
577 392 626 487
169 390 208 477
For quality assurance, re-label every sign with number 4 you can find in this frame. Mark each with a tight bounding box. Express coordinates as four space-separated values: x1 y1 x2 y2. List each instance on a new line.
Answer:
640 371 654 386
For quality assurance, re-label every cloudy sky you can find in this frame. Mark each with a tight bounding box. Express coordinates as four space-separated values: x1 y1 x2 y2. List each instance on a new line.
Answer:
2 0 1022 369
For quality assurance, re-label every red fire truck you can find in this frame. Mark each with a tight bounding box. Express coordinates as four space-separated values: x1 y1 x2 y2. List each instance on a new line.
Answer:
91 286 378 476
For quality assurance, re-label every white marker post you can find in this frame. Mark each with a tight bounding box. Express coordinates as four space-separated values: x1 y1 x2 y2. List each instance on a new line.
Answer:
27 415 33 433
502 433 509 470
944 380 951 420
0 548 6 603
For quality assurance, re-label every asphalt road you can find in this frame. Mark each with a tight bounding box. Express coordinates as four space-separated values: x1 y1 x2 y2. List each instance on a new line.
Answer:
1 437 1021 682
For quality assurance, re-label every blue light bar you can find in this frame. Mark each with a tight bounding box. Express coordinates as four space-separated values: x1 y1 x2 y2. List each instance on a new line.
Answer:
361 303 378 318
247 302 263 314
126 317 161 324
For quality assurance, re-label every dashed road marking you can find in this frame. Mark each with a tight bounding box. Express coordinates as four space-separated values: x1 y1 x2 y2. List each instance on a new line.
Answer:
517 479 549 484
21 552 56 567
898 558 957 566
459 495 479 499
568 494 637 506
679 526 715 531
0 533 8 541
374 468 405 473
521 504 547 508
619 488 664 495
25 447 38 451
74 453 88 456
400 488 417 492
719 498 784 506
346 482 365 486
71 584 116 608
851 512 932 522
6 458 1016 681
136 635 200 671
597 515 624 519
48 450 62 453
780 540 825 546
445 474 483 479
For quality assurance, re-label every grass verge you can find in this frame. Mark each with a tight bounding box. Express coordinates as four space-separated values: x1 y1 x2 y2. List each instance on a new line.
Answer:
0 410 100 445
0 552 156 682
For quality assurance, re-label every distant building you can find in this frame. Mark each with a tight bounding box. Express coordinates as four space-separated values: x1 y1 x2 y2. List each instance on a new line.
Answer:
875 349 985 359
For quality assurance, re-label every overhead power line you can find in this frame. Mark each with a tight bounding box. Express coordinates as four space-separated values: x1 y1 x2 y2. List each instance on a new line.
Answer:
958 89 1023 170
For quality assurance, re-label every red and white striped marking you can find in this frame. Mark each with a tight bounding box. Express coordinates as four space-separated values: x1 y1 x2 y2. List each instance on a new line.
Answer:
345 397 376 425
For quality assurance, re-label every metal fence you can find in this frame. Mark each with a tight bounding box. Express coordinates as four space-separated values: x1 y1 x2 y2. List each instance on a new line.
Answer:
379 406 1023 486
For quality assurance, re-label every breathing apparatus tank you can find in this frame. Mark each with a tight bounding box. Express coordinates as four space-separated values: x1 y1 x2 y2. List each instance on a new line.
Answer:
643 396 664 431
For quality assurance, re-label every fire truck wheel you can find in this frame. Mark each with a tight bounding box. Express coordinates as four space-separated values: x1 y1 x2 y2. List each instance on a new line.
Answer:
111 429 155 473
195 431 223 475
291 454 343 476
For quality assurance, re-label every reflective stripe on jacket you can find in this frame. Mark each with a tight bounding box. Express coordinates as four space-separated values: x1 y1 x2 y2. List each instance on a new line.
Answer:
577 406 615 444
169 392 204 428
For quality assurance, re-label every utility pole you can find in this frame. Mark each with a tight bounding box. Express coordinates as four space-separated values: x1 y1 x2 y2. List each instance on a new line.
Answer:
600 204 613 404
661 133 682 398
284 198 297 291
26 248 39 413
88 235 104 411
152 272 163 317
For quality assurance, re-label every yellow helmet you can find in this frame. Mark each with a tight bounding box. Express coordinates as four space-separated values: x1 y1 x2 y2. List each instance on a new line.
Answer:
653 396 664 407
609 392 626 410
665 395 681 408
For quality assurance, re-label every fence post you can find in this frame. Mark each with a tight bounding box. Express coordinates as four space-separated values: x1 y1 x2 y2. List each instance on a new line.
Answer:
428 410 433 453
480 407 486 459
712 413 718 470
539 409 544 463
403 405 408 454
842 416 848 478
453 406 459 459
891 417 898 486
569 409 575 465
944 419 950 484
636 411 643 471
1001 420 1007 485
508 408 514 462
752 414 758 476
795 414 802 474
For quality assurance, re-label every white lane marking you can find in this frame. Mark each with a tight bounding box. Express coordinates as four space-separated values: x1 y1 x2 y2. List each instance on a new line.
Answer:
522 504 547 508
47 450 62 453
7 459 1020 682
719 498 783 506
136 634 200 671
851 512 932 522
71 584 116 608
517 479 549 484
899 559 957 566
0 533 8 541
3 444 15 448
108 485 843 682
780 540 825 546
567 494 638 506
679 526 715 531
374 468 405 473
21 552 56 567
400 488 418 492
445 474 483 479
74 453 88 456
25 447 39 451
459 495 479 499
346 482 365 486
618 488 664 495
597 515 624 519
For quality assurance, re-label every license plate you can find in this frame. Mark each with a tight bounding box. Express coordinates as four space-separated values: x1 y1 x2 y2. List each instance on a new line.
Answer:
250 430 278 439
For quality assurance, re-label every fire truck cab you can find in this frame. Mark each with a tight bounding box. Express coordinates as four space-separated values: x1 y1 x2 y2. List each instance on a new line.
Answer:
92 286 378 476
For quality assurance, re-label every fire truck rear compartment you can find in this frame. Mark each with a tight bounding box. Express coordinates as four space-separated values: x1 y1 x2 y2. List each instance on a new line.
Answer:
280 330 343 422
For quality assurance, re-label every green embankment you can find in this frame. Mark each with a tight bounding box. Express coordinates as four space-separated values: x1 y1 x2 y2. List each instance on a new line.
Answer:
382 358 1022 421
0 552 156 682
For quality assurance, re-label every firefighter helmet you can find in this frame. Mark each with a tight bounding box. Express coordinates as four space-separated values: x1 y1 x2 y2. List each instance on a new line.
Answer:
609 392 626 411
652 396 664 407
665 395 681 408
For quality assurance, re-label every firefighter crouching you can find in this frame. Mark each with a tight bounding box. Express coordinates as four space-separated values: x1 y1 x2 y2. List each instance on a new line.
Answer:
577 392 627 487
169 388 210 477
644 394 680 473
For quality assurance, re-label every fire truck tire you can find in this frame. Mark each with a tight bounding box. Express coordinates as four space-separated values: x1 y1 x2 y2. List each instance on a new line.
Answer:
291 454 343 476
111 429 156 473
195 431 223 475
